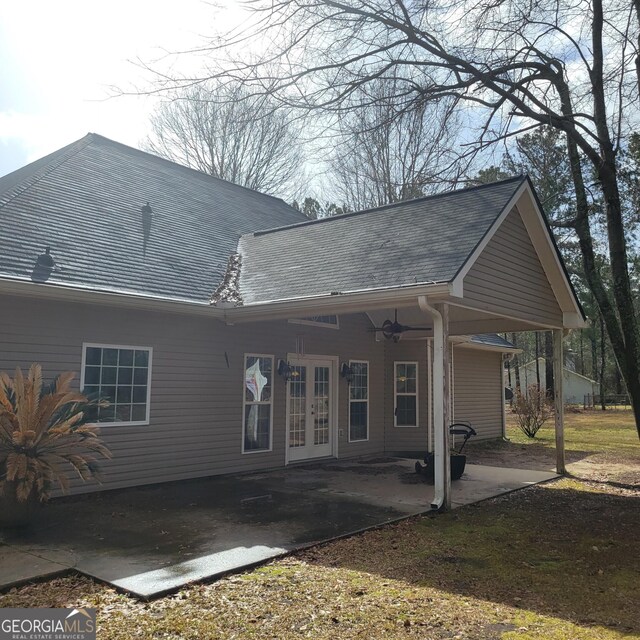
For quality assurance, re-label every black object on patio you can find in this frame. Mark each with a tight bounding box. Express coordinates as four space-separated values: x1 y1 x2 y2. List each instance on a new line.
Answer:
415 422 477 481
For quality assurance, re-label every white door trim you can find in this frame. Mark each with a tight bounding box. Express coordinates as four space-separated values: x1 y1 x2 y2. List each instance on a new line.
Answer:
285 353 339 464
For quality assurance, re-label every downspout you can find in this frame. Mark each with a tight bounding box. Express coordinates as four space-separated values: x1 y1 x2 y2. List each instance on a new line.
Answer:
418 295 451 511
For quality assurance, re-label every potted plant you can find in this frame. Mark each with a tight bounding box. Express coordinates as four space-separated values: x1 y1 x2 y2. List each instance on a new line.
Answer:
0 364 111 527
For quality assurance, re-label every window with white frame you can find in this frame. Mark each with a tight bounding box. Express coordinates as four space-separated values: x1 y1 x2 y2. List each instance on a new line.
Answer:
349 360 368 441
81 344 152 425
243 355 273 452
395 361 418 427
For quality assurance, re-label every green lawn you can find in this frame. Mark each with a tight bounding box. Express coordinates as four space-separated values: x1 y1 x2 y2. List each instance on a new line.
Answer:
506 409 639 456
1 413 638 640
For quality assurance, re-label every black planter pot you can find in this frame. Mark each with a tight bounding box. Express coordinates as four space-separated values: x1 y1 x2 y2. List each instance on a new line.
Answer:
415 453 468 482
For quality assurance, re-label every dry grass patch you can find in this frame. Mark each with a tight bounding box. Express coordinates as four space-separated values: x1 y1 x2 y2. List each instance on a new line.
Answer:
1 478 638 640
468 410 639 486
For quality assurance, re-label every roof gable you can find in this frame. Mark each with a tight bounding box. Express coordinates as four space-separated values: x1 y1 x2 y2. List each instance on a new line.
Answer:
237 177 526 304
461 206 563 327
0 134 306 303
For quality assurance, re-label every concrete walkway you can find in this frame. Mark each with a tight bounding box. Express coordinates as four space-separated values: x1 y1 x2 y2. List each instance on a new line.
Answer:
0 460 555 598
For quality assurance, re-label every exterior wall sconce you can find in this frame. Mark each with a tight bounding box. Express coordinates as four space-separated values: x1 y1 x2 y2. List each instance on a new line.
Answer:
277 359 300 382
277 359 293 382
340 362 353 384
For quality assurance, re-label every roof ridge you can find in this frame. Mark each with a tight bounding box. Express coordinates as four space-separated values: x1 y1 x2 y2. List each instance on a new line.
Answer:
0 135 94 209
86 133 299 210
250 175 527 238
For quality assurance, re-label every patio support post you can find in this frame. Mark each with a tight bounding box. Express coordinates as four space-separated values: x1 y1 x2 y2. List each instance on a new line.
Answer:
553 328 566 474
418 296 451 511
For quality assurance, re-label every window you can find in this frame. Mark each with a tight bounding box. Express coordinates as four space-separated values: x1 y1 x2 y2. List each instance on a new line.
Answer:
289 315 339 329
81 344 152 425
243 355 273 452
395 362 418 427
349 360 368 441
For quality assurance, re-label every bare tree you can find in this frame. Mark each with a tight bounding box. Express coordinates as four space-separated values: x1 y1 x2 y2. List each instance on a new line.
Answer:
330 79 461 210
144 0 640 437
145 83 305 197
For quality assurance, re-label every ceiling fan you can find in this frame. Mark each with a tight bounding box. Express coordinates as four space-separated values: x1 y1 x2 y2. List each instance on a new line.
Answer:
368 309 431 341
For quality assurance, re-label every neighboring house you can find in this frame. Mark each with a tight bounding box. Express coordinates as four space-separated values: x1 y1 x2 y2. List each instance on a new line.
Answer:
516 358 599 405
0 134 585 495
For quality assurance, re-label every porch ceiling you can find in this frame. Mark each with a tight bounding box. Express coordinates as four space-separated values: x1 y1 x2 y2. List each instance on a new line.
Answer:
364 304 560 338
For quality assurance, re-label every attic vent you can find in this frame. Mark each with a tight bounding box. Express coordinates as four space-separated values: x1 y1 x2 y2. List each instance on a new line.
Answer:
36 247 55 269
31 246 55 283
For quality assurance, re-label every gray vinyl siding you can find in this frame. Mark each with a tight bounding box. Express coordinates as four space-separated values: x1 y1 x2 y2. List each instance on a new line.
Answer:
463 207 563 327
453 348 504 441
0 294 384 495
383 340 429 454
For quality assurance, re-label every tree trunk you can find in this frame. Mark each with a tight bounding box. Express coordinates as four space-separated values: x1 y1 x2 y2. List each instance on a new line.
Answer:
588 0 640 434
558 96 640 434
600 315 607 411
545 331 555 398
535 333 541 389
511 333 521 389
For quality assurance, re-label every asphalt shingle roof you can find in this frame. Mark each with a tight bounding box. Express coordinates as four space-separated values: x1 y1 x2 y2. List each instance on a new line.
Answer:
237 177 526 304
0 133 306 303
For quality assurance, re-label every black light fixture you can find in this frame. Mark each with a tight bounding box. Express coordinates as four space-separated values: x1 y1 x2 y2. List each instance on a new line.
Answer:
277 359 296 382
340 362 353 384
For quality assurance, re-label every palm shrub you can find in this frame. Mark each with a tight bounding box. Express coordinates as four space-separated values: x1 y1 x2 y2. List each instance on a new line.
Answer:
511 385 553 438
0 364 111 503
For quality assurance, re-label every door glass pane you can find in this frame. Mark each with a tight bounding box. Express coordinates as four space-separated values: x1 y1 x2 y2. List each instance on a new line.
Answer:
314 366 330 445
396 395 417 426
289 365 306 447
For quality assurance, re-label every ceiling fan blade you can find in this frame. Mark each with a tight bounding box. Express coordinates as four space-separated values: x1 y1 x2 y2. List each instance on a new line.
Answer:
399 326 432 331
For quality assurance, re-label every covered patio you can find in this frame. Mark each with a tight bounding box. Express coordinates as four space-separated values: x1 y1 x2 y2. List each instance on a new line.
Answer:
225 177 586 510
0 459 555 599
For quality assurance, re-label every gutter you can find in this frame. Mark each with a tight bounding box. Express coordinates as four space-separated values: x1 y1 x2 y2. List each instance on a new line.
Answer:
0 276 452 322
221 282 452 322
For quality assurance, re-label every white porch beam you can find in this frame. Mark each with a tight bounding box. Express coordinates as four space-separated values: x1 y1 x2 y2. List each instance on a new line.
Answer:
418 296 451 511
553 329 566 474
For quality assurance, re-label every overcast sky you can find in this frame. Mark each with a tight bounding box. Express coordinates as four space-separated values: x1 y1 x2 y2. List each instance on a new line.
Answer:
0 0 229 177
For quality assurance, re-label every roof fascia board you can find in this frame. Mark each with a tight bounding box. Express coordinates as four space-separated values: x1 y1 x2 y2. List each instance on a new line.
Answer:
421 335 522 353
455 341 522 353
0 277 221 318
450 180 528 296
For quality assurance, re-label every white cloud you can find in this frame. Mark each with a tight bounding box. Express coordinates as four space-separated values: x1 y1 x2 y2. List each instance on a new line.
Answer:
0 0 245 172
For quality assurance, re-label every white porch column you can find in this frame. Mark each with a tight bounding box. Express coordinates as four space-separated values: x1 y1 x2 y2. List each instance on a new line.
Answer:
553 329 565 474
418 296 451 510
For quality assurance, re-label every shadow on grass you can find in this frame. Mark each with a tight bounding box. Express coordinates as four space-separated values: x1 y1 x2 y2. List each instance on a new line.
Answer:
303 482 640 636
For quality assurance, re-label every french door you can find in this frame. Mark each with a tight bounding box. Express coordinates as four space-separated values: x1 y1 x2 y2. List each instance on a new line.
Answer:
286 357 334 462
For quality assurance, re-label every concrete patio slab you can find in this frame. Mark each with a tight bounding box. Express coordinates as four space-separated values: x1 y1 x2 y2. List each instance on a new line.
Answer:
0 544 69 588
0 460 556 598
